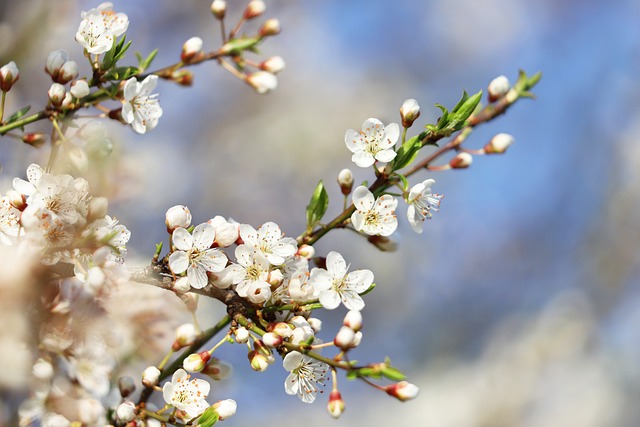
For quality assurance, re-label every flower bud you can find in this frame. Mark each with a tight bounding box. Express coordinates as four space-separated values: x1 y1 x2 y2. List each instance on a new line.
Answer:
245 71 277 94
385 381 419 401
70 79 90 98
334 326 357 350
183 351 212 373
353 330 362 347
142 366 161 387
171 69 194 87
117 376 136 397
60 92 73 109
0 61 19 92
253 339 273 358
337 168 353 195
173 323 198 350
484 133 514 154
58 60 79 84
45 50 68 80
116 401 136 423
449 152 472 169
259 18 281 37
48 83 66 107
367 234 398 252
400 98 420 127
244 0 266 20
297 244 315 259
181 37 203 63
22 132 47 148
248 350 269 371
343 310 363 332
307 317 322 333
172 276 190 294
166 205 192 232
327 390 345 419
267 269 284 288
488 75 510 102
202 358 232 380
234 327 249 343
32 358 54 381
208 216 239 247
271 322 293 338
211 0 227 19
213 399 237 420
262 332 283 347
260 56 285 74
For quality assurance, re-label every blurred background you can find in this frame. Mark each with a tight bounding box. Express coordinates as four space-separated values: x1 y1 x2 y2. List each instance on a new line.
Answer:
1 0 639 426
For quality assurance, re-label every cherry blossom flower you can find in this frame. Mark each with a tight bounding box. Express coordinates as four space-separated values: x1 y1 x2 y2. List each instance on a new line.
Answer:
240 221 297 266
310 251 373 311
351 186 398 236
0 196 22 245
162 369 210 421
75 2 129 54
283 351 328 403
406 178 443 234
121 75 163 134
169 223 227 289
218 245 272 303
345 118 399 168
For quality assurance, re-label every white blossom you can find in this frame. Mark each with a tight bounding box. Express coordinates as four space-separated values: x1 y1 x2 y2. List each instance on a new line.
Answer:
351 186 398 236
219 245 272 303
406 178 443 233
283 351 328 403
240 221 297 266
75 2 129 54
121 75 163 134
345 118 399 168
162 369 210 421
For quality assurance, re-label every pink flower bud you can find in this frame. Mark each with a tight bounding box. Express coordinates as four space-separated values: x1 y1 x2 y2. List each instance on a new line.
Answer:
484 133 514 154
48 83 66 106
343 310 362 332
183 351 212 373
181 37 203 63
116 401 136 423
142 366 161 387
385 381 419 401
166 205 192 232
400 98 420 127
213 399 237 420
21 132 47 148
488 75 510 102
449 152 473 169
334 326 356 350
260 56 285 74
327 390 345 418
0 61 19 92
244 0 266 20
337 168 354 195
211 0 227 19
259 18 281 37
245 71 277 94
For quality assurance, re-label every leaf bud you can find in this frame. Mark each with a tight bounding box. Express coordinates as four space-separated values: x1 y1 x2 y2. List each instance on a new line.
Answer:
259 18 281 37
181 37 204 63
484 132 514 154
244 0 266 20
385 381 420 401
211 0 226 19
327 390 345 419
245 71 277 94
166 205 192 232
115 401 136 423
260 56 285 74
142 366 161 387
0 61 19 92
449 152 473 169
47 83 66 107
213 399 237 420
488 75 510 102
343 310 362 332
171 69 194 87
337 168 354 195
400 98 420 128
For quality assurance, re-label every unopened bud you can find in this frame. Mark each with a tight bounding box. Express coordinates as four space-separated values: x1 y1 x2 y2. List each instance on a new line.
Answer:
268 269 284 288
22 132 47 148
260 56 285 74
400 98 420 127
337 168 354 195
297 244 315 259
327 390 345 418
234 327 249 343
60 92 73 109
367 234 397 252
45 50 68 80
32 358 54 381
48 83 66 106
307 317 322 333
208 216 239 247
245 71 277 94
171 69 194 87
244 0 266 20
484 133 514 154
271 322 293 338
343 310 362 332
253 339 273 358
259 18 281 37
334 326 357 350
213 399 237 420
70 79 90 98
116 401 136 423
118 376 136 397
173 276 191 293
180 292 199 312
262 332 283 347
142 366 161 387
173 323 198 350
166 205 192 232
0 61 19 91
58 60 78 84
488 75 510 102
385 381 419 401
181 37 203 63
248 350 269 371
211 0 227 19
183 351 211 373
449 152 472 169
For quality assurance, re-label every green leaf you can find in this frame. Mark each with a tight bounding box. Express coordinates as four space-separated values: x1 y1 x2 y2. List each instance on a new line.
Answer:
381 365 406 381
396 173 410 193
392 135 422 170
6 105 31 124
306 180 329 230
196 407 219 427
137 49 159 71
434 103 450 131
451 90 470 113
514 70 542 94
105 66 139 81
113 40 132 63
220 36 262 55
447 90 482 131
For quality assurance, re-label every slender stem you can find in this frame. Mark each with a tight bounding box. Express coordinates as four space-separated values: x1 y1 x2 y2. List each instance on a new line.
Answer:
0 91 5 123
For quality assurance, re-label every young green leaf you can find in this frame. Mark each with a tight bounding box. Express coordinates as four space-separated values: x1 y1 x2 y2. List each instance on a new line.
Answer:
220 36 262 55
392 135 422 170
306 180 329 230
6 106 31 124
447 90 482 132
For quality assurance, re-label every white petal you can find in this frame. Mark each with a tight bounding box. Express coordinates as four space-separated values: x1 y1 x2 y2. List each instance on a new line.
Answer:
187 264 208 289
382 122 400 146
169 251 189 274
325 251 347 277
172 227 193 251
239 224 258 247
341 291 365 311
123 78 138 101
198 249 227 272
139 75 159 95
235 244 253 268
192 223 215 251
309 268 332 291
319 289 341 310
284 372 299 395
347 269 374 292
374 148 397 163
352 151 375 168
121 103 134 124
344 129 365 153
351 211 365 232
352 186 374 211
12 177 35 196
